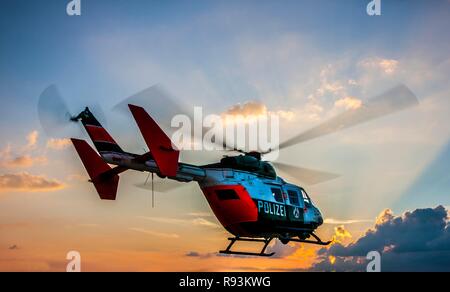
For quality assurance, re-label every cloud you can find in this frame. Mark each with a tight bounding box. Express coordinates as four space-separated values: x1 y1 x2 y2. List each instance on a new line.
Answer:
25 131 39 150
187 212 213 217
137 216 186 225
316 82 345 96
8 245 19 250
185 251 214 258
375 208 395 225
334 96 362 110
191 218 220 228
348 79 358 86
128 227 179 239
359 57 399 74
66 173 88 182
185 251 200 257
313 64 347 98
310 206 450 271
324 218 372 225
294 101 324 122
0 131 47 168
0 154 47 168
0 172 64 192
138 216 220 229
224 101 267 117
334 225 352 240
46 138 71 150
222 100 294 122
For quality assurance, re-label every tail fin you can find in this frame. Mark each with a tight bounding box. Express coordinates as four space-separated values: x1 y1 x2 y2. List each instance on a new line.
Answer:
71 138 120 200
72 107 124 155
128 104 180 177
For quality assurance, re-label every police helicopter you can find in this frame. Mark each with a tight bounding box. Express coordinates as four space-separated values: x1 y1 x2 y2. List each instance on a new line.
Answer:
38 84 418 257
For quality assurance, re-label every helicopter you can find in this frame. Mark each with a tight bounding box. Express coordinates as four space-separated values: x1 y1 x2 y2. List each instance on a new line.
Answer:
38 84 418 257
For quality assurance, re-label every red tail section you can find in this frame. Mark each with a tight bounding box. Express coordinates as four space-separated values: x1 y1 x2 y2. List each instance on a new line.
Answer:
128 104 180 177
71 138 120 200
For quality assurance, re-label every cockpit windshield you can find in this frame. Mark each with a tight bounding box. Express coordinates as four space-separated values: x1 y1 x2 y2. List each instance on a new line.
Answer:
262 162 277 178
301 189 313 206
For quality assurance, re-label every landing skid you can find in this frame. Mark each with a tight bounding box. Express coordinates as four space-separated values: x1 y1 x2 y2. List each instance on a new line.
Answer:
219 237 275 257
289 232 332 246
219 232 331 257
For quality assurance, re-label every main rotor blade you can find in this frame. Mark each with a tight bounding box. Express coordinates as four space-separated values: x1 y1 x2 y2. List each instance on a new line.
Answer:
277 84 419 151
113 84 233 152
272 161 339 185
112 84 190 131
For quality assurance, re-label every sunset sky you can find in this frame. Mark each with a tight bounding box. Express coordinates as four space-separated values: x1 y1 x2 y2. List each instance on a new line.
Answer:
0 0 449 271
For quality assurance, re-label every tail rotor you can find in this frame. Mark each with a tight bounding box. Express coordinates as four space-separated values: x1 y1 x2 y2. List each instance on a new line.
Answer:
37 85 108 139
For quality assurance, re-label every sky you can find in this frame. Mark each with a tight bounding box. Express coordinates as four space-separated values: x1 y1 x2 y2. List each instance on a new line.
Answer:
0 0 449 271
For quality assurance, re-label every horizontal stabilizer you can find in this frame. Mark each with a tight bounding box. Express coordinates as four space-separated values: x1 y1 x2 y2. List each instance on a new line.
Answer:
128 104 179 177
71 138 121 200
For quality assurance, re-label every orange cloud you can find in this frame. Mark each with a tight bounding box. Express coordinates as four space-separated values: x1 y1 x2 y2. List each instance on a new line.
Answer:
1 155 47 168
25 130 39 150
138 216 220 229
375 208 395 225
224 101 267 117
0 131 47 168
191 218 220 228
221 101 294 126
187 212 213 217
359 57 399 74
334 96 362 110
0 172 64 192
324 218 371 224
128 227 180 239
46 138 71 150
334 225 352 240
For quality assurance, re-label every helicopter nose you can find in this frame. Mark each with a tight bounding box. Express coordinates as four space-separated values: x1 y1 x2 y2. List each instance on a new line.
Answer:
315 208 324 226
318 215 324 226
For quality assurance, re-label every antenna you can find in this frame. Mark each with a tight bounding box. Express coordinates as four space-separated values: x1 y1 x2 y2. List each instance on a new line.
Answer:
152 172 154 208
144 172 155 208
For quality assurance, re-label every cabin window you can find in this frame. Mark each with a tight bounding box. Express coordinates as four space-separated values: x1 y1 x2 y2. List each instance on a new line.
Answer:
287 190 300 206
216 189 239 200
271 187 284 203
301 189 312 206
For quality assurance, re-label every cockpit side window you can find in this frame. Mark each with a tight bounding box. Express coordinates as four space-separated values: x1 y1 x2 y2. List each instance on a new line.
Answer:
271 187 284 203
301 189 312 207
287 190 300 207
